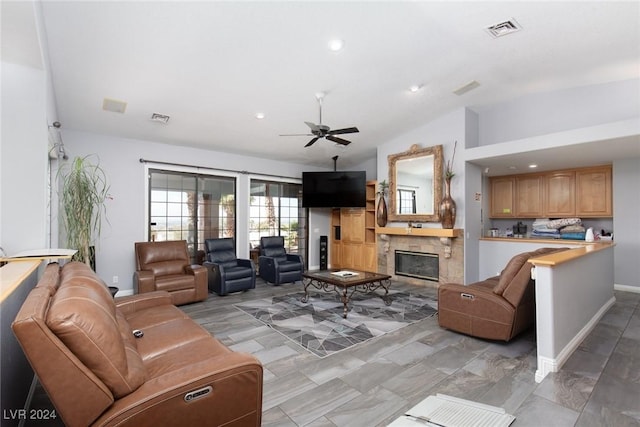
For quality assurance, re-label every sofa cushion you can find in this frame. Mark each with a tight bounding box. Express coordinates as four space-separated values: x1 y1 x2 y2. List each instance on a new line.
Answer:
47 264 146 398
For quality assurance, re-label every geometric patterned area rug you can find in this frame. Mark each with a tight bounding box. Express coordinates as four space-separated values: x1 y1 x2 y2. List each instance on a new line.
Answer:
235 291 437 357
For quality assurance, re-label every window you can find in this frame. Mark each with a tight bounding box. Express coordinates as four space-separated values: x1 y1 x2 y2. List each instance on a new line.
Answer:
149 170 235 263
398 189 416 214
249 180 306 264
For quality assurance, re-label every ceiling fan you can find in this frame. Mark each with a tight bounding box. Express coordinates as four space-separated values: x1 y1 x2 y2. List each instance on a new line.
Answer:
280 93 359 147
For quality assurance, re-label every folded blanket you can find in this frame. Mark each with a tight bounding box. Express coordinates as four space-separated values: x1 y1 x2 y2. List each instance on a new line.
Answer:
560 232 586 240
532 229 560 238
560 224 586 234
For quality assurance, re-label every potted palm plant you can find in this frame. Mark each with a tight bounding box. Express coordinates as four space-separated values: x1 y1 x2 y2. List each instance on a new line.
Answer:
58 155 110 269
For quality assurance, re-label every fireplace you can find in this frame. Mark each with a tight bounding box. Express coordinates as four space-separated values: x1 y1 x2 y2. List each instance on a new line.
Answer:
395 250 439 282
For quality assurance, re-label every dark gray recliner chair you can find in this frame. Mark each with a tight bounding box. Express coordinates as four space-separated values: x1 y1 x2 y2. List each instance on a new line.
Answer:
204 238 256 296
258 236 304 285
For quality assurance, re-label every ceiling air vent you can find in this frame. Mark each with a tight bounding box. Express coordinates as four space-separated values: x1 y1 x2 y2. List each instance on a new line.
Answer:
453 80 481 96
486 19 522 38
102 98 127 113
150 113 170 124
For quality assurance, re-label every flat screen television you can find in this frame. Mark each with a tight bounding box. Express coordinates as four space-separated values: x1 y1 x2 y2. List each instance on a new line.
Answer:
302 171 367 208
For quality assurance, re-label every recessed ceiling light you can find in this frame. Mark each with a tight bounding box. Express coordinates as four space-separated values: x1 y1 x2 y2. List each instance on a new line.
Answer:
328 39 345 52
409 85 422 93
529 164 538 169
255 112 265 119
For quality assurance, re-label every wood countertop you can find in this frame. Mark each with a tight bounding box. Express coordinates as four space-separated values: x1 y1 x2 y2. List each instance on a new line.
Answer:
529 242 615 267
1 260 40 302
479 236 613 245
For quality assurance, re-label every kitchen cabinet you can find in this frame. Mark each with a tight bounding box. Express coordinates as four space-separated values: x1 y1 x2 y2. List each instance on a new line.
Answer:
490 177 516 217
489 165 612 219
544 171 576 216
576 167 612 217
516 175 544 217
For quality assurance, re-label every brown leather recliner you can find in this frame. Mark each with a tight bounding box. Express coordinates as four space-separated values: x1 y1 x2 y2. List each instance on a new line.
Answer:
12 262 263 427
134 240 208 305
438 247 567 341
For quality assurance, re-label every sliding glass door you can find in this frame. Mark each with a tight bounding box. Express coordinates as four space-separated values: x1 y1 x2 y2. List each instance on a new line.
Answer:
249 179 306 264
148 170 235 263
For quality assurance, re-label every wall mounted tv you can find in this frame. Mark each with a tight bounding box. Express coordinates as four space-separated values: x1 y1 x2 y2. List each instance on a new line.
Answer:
302 171 366 208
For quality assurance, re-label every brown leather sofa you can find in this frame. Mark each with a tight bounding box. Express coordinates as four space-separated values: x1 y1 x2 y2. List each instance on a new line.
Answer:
134 240 208 305
12 262 263 427
438 247 567 341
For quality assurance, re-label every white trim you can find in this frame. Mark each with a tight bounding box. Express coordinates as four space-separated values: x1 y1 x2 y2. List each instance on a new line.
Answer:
535 296 615 383
615 284 640 293
115 289 134 297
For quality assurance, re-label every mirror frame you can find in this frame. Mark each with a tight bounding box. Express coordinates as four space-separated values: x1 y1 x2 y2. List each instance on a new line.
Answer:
388 144 443 223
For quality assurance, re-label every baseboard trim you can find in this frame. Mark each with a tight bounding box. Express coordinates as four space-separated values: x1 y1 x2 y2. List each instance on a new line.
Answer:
614 284 640 293
535 296 616 383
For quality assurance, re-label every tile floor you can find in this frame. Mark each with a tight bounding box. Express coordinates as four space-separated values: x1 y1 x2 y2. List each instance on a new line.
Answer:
26 279 640 426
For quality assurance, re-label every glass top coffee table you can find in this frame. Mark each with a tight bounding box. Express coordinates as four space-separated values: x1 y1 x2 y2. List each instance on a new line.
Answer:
301 269 392 318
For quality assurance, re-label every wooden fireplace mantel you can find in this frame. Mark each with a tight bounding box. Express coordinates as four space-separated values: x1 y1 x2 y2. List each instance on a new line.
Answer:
375 227 462 238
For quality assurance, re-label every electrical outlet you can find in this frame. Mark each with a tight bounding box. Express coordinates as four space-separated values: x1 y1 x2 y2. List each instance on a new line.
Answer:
112 276 119 284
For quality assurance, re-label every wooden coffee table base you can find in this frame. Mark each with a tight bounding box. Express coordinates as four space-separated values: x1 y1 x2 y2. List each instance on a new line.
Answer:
301 271 392 319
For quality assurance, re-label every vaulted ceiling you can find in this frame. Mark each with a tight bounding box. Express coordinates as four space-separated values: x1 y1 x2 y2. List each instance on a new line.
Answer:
6 1 640 169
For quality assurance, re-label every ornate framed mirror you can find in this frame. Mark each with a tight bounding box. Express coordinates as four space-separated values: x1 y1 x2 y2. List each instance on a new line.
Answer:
388 144 443 223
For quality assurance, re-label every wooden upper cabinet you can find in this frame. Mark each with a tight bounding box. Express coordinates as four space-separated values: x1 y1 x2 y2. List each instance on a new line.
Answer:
576 166 612 217
515 175 544 217
489 165 612 219
545 171 576 216
490 177 515 217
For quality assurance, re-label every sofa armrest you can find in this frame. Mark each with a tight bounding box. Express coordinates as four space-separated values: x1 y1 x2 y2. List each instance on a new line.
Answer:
115 291 173 315
93 352 263 427
134 270 156 294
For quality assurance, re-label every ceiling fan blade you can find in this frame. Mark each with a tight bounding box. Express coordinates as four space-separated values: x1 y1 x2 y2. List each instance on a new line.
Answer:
305 121 320 132
328 127 359 135
279 133 314 137
326 135 351 145
305 137 320 147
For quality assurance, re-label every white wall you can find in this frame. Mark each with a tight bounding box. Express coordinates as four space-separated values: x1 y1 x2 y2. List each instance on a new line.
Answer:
0 61 49 255
613 157 640 289
476 79 640 145
60 130 344 292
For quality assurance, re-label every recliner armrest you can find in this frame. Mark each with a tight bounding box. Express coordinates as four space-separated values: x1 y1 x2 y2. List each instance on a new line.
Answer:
237 258 255 270
134 270 156 294
115 291 173 315
285 254 303 265
438 283 516 322
92 351 263 427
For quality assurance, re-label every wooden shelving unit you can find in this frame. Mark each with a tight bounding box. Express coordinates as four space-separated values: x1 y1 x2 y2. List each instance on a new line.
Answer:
329 180 378 271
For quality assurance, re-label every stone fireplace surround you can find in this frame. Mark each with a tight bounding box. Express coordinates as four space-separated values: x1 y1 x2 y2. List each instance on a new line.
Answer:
377 233 464 287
